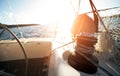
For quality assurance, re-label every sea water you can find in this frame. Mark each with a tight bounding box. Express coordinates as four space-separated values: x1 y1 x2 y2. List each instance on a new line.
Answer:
0 25 56 40
0 15 120 40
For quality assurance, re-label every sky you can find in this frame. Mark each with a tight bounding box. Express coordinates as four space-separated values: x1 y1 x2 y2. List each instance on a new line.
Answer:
0 0 120 25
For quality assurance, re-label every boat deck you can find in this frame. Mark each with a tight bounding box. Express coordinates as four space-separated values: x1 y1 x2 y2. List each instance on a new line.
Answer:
0 38 120 76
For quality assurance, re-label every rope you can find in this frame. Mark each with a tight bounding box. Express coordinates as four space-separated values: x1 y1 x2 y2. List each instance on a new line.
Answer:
69 0 81 16
69 0 77 16
51 40 75 55
89 0 98 32
89 0 108 32
85 6 120 15
73 34 114 76
77 0 81 16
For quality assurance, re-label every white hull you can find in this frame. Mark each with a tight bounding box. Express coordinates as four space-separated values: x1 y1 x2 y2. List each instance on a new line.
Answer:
0 38 119 76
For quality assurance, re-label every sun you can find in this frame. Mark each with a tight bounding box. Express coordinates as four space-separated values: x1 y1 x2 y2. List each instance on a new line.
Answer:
44 0 76 38
17 0 93 38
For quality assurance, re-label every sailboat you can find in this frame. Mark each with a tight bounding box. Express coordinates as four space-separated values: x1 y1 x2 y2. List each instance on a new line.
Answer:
0 0 120 76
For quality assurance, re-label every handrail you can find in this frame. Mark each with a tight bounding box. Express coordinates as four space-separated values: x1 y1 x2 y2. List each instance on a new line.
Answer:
0 24 28 76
